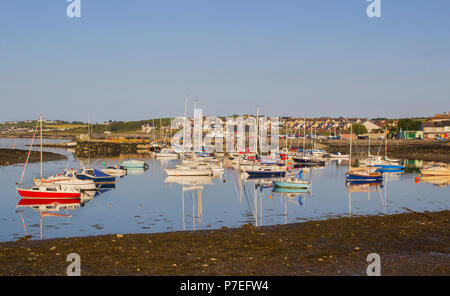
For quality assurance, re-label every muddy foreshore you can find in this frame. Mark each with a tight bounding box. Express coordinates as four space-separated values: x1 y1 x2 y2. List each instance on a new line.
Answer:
0 210 448 276
0 148 67 167
321 139 450 163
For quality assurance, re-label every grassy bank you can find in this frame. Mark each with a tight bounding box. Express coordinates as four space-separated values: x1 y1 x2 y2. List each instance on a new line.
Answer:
0 210 448 276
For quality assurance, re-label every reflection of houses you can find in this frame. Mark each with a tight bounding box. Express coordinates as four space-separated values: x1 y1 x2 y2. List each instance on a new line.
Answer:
422 121 450 139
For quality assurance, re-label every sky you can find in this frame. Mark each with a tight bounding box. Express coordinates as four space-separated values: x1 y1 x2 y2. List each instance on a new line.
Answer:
0 0 449 122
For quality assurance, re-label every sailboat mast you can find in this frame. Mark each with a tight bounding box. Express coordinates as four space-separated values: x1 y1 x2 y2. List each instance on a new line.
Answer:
256 106 260 156
385 127 387 159
40 114 43 179
303 118 306 154
349 124 352 170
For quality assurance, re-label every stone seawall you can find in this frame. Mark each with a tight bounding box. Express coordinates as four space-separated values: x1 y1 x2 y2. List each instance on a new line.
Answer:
320 139 450 163
75 141 153 158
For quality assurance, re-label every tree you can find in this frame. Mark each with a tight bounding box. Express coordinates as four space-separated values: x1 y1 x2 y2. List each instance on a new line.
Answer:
396 118 421 132
351 123 368 135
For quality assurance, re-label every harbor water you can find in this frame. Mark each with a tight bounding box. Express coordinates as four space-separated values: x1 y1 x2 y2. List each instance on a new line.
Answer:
0 138 448 242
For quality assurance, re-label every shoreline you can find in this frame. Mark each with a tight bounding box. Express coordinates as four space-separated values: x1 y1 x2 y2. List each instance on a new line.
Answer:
1 210 448 276
0 148 67 167
321 139 450 163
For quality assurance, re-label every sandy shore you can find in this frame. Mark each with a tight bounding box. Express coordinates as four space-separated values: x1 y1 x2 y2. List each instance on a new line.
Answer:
0 210 448 276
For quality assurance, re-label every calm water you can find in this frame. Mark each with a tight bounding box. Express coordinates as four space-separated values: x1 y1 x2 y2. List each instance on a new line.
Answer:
0 138 449 242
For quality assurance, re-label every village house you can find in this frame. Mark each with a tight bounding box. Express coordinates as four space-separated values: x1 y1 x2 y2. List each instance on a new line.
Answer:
422 120 450 139
362 120 382 133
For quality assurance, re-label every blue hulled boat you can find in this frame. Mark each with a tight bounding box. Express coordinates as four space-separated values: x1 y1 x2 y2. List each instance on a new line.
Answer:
345 171 383 183
76 168 116 188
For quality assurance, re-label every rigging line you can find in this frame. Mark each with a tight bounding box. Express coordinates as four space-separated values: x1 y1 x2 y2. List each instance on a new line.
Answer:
18 120 40 186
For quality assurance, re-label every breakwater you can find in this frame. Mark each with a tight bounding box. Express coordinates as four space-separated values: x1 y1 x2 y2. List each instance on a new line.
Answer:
322 139 450 163
75 141 160 158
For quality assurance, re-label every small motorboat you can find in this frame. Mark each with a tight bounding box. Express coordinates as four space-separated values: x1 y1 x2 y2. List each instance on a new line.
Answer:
165 165 213 176
346 170 383 182
328 152 350 159
75 168 116 188
292 157 326 167
273 176 310 190
101 167 127 177
420 164 450 176
155 149 179 158
243 165 287 178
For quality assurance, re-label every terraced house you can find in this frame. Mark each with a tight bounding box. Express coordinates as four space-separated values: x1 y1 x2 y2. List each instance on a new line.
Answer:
422 120 450 139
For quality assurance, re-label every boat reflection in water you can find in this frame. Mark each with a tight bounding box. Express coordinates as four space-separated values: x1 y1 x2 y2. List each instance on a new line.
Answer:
16 182 115 239
126 167 148 176
346 181 385 215
165 175 213 231
271 186 311 224
16 199 80 240
420 176 450 188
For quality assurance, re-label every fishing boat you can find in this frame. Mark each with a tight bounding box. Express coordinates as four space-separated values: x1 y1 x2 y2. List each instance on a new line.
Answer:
75 168 116 188
119 160 149 168
420 164 450 176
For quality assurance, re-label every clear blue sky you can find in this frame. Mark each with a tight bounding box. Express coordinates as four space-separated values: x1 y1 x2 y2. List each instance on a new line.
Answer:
1 0 449 122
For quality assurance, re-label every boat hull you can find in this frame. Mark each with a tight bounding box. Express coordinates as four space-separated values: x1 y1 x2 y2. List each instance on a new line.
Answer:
345 172 383 182
16 188 81 199
273 181 310 189
245 171 286 177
